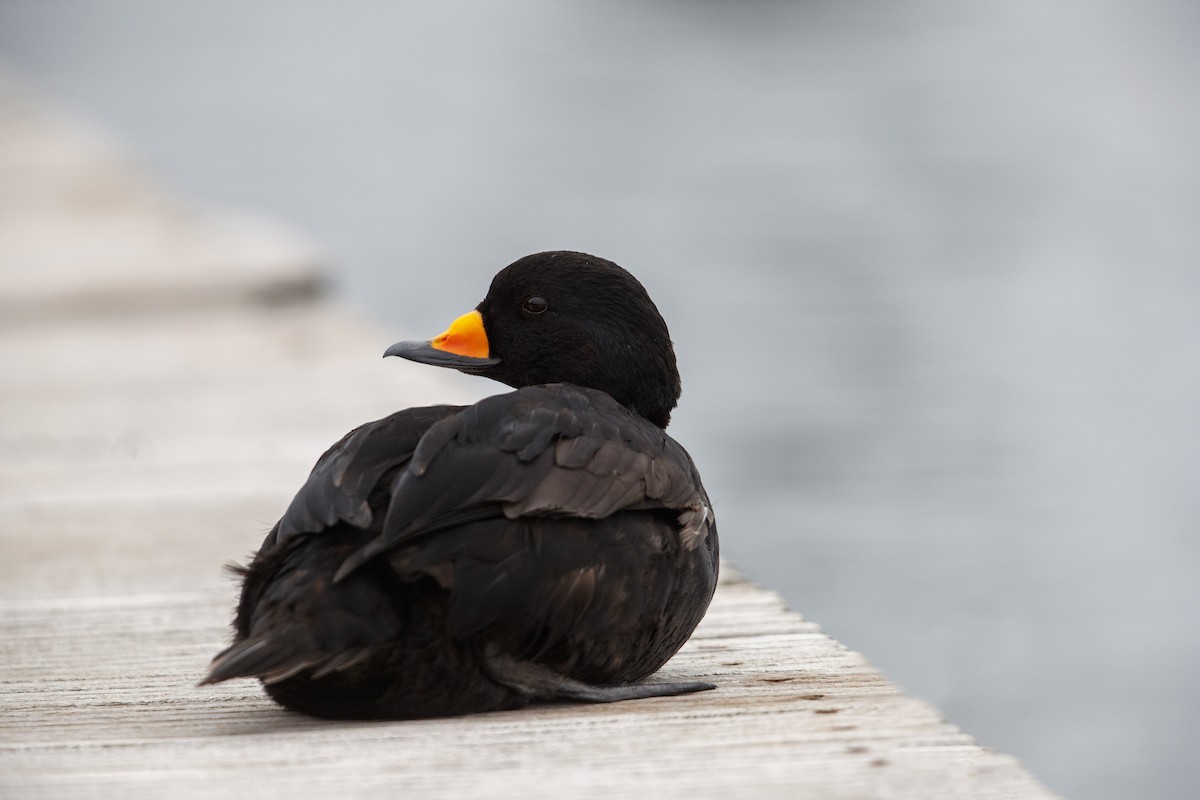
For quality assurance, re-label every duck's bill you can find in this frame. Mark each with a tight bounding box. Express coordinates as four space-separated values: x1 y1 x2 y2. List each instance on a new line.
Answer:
384 309 500 369
383 339 499 369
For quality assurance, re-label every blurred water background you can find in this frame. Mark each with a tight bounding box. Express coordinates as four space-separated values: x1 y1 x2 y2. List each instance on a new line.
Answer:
3 2 1198 797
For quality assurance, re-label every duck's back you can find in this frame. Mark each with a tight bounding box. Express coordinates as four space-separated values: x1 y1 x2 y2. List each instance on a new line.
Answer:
209 384 718 719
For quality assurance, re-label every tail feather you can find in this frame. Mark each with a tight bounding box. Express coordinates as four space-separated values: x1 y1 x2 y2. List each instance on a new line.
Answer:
201 631 372 686
308 646 373 679
202 634 296 685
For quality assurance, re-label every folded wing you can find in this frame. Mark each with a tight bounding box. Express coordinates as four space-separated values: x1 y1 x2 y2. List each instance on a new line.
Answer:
334 384 713 582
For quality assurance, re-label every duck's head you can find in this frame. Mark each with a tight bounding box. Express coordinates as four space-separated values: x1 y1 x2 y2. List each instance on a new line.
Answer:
385 251 682 428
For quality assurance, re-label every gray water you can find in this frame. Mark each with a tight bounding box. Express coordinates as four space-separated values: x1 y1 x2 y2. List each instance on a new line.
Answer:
3 2 1198 797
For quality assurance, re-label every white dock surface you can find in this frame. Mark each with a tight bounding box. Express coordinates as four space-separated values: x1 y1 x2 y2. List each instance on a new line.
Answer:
0 74 1056 799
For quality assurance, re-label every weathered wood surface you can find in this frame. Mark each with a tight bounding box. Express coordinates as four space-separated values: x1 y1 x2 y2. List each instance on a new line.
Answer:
0 73 1056 799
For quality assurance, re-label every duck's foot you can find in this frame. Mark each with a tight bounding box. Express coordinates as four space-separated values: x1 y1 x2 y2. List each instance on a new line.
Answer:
483 646 715 704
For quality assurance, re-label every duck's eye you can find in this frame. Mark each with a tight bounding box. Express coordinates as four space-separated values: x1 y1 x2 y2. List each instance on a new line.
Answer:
522 296 549 315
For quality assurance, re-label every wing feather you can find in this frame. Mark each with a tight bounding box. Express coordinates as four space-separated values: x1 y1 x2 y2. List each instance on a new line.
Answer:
334 384 713 581
272 404 463 543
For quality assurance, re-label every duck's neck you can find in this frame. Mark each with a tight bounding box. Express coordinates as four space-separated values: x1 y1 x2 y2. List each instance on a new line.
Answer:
611 357 680 430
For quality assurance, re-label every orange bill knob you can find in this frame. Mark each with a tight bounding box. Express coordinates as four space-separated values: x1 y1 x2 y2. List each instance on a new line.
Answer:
383 309 500 370
429 310 491 359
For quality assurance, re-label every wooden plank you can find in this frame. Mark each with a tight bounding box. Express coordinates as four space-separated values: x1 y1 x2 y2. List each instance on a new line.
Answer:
2 566 1049 800
0 68 1056 799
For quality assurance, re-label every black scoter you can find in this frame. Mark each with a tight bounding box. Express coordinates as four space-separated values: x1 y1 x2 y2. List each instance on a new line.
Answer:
203 251 719 719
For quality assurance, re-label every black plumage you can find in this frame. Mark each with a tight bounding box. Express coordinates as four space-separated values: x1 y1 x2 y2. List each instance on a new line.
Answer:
204 251 719 719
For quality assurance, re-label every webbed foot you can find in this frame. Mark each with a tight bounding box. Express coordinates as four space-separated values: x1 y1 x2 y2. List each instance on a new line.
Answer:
483 646 715 704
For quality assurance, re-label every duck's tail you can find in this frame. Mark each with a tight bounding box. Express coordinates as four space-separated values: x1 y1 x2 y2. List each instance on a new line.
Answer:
201 531 399 688
201 631 374 686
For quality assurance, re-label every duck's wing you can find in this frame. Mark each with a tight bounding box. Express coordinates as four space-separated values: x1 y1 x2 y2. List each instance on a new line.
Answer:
334 384 713 582
268 404 465 546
